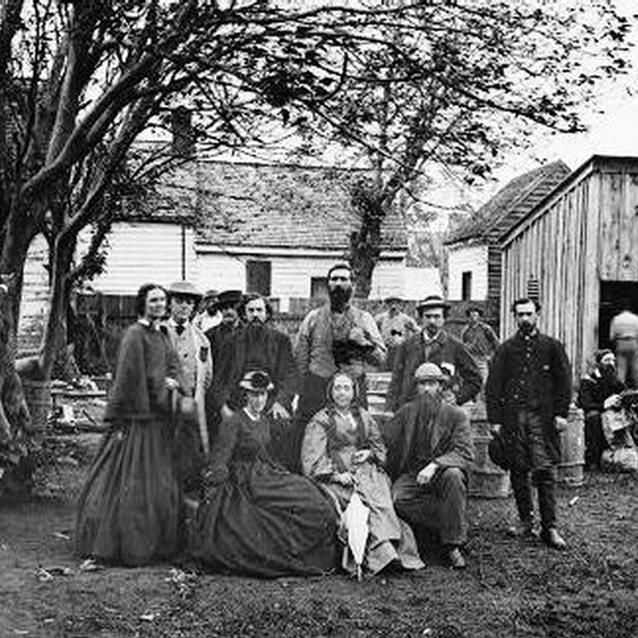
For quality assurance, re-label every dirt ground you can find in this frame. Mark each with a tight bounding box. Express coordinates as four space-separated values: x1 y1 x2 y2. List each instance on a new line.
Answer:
1 450 636 638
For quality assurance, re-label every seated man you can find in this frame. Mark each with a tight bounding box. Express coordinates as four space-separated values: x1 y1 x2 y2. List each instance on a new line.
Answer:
577 349 625 470
384 363 474 569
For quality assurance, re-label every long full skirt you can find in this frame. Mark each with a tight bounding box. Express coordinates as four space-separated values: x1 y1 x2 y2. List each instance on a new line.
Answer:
325 462 425 575
191 459 337 577
75 418 181 566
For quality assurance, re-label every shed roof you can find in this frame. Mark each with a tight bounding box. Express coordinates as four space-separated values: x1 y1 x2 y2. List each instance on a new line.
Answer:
501 154 638 247
446 160 570 245
120 159 407 251
193 161 407 251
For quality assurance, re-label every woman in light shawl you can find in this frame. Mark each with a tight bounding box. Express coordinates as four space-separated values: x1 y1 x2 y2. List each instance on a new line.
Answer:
302 371 424 575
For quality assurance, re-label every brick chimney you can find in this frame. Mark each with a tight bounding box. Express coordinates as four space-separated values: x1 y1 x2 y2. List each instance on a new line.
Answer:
171 107 195 158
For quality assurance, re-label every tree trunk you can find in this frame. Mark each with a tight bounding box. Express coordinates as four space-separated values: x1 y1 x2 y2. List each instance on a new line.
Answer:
348 183 384 299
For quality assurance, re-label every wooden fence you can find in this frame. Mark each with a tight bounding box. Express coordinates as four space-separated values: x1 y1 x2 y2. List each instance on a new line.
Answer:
71 294 497 374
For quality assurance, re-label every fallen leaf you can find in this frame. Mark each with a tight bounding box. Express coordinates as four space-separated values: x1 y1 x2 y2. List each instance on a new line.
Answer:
53 532 71 541
79 558 103 572
140 612 158 622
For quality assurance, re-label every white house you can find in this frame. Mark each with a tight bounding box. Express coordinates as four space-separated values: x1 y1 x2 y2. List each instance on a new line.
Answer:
18 160 440 348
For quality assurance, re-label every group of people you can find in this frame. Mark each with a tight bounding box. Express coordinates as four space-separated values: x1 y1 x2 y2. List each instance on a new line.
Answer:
75 262 585 578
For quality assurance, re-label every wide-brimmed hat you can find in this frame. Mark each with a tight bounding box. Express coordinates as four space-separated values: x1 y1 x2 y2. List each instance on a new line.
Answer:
384 294 403 304
167 280 202 300
488 432 510 470
416 295 451 312
239 370 274 392
215 289 244 309
414 362 445 381
465 305 484 317
202 289 218 301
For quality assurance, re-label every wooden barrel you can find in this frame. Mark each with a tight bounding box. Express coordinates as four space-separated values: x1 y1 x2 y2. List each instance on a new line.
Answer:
365 372 393 428
468 416 511 498
557 405 585 487
21 379 52 434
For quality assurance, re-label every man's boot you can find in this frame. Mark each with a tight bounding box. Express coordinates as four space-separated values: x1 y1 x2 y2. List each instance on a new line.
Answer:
537 469 566 549
509 469 536 538
540 527 567 550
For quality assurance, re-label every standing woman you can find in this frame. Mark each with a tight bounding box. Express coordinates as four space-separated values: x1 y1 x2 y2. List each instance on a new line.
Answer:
76 284 182 566
302 372 424 576
192 370 337 577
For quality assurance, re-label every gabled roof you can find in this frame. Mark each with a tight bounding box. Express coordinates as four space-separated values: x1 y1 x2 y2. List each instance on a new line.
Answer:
446 160 571 245
193 161 407 251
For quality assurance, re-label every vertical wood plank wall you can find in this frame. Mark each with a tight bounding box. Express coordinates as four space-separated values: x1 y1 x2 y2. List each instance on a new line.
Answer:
502 159 638 380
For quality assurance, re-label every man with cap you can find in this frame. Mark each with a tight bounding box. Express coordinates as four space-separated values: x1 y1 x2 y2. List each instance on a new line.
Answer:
375 295 419 371
194 289 222 333
384 362 474 569
461 306 499 385
164 281 214 481
204 289 244 368
386 295 481 412
293 263 386 468
609 298 638 387
577 349 625 470
485 298 572 550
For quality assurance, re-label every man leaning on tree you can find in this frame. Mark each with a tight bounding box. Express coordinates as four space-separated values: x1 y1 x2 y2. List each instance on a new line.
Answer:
485 298 572 550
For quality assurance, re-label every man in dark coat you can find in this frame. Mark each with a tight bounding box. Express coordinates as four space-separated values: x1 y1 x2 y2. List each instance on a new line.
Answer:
485 298 572 549
213 293 298 421
577 349 625 470
386 295 481 412
385 362 474 569
204 289 244 368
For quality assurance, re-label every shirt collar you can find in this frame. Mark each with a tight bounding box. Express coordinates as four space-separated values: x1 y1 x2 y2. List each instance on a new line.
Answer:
138 317 160 330
422 329 445 344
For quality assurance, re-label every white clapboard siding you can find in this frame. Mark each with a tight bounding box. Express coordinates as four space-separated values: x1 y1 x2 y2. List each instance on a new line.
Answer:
81 221 198 294
447 243 488 300
196 249 410 301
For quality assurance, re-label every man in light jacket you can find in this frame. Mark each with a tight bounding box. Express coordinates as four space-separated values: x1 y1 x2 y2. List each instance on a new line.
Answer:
165 281 213 487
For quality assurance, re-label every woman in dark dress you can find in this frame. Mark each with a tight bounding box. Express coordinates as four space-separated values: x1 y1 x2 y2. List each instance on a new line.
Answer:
75 284 182 566
192 370 337 577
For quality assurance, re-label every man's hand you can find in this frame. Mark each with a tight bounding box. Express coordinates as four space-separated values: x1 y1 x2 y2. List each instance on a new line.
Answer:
349 326 371 347
221 404 234 421
334 472 354 486
554 416 568 432
271 401 290 420
490 423 503 435
352 449 372 464
416 462 438 486
165 377 179 392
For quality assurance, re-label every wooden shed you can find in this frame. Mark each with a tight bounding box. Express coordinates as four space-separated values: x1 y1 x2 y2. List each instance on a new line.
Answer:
445 161 569 335
500 155 638 378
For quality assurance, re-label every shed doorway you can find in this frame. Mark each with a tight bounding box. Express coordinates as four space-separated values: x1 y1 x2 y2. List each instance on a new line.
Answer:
599 281 638 349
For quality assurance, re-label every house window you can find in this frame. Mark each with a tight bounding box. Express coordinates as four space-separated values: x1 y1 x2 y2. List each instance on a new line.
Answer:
246 260 271 296
310 277 328 299
461 271 472 301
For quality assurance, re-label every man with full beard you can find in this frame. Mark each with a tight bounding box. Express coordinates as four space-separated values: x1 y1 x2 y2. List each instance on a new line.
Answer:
292 263 386 468
212 293 298 424
577 349 625 470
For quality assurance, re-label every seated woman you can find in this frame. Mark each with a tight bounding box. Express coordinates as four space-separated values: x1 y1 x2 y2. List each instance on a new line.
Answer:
191 370 337 577
302 372 424 576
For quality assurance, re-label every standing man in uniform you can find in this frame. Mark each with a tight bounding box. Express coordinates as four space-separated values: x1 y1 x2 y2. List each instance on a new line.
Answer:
609 299 638 387
293 263 386 468
461 306 499 386
375 295 419 371
165 281 213 486
386 295 481 412
485 298 572 549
